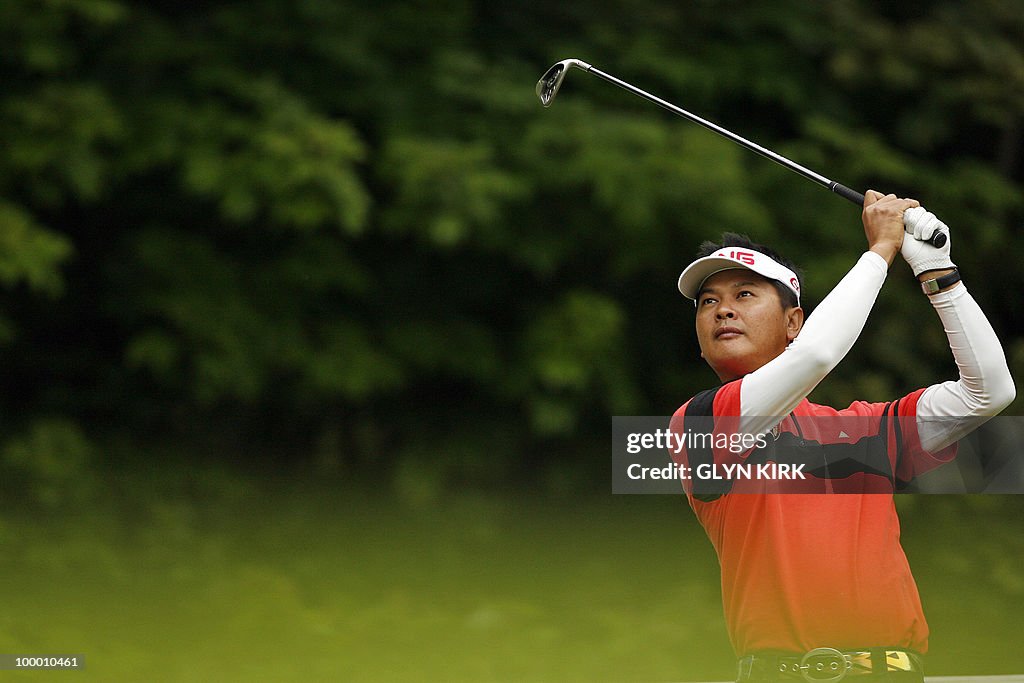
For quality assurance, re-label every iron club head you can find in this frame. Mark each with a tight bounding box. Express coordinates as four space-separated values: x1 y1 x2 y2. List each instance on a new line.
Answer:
535 59 592 107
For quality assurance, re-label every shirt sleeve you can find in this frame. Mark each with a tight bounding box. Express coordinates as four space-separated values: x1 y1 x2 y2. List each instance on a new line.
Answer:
891 388 958 484
914 284 1016 452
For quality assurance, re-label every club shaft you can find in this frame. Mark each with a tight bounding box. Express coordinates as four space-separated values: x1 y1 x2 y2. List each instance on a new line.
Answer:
543 59 945 246
587 67 863 206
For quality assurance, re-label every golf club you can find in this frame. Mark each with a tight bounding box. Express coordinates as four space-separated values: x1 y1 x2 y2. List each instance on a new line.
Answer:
536 58 946 248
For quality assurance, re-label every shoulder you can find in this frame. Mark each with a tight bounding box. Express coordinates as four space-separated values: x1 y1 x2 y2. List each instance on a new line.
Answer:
813 388 929 418
674 379 744 418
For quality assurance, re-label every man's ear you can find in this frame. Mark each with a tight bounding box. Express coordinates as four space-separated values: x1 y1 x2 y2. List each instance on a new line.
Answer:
786 307 804 343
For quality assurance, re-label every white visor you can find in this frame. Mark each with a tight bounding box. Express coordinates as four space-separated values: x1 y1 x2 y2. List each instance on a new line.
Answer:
678 247 801 305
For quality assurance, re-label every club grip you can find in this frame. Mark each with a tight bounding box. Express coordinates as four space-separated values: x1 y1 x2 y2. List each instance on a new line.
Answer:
832 183 947 248
832 182 865 207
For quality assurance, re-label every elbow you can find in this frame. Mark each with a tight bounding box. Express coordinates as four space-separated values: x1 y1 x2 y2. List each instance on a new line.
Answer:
969 368 1016 417
986 356 1016 413
990 374 1016 413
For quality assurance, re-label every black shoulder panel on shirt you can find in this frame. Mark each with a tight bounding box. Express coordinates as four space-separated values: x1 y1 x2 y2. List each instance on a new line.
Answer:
888 399 912 491
686 387 719 417
683 387 731 502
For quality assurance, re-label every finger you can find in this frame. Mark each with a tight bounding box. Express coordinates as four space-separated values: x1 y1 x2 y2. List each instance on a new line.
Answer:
864 189 884 206
903 206 924 235
892 198 920 215
909 208 933 240
904 207 937 240
919 213 936 241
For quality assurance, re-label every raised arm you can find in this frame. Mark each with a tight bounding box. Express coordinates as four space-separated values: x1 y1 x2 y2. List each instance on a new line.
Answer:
739 192 917 435
899 208 1015 450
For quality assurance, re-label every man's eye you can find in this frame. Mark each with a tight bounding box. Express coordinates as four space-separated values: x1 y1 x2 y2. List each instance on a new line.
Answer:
738 290 753 298
701 297 717 306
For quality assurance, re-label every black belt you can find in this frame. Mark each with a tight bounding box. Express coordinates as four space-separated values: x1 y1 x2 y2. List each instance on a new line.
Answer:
737 648 925 682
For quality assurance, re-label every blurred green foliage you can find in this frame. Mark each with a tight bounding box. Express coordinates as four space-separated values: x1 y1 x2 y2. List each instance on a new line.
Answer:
0 1 1022 492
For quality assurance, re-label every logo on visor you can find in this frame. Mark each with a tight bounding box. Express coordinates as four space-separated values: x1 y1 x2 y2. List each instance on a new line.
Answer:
725 250 755 265
790 277 800 293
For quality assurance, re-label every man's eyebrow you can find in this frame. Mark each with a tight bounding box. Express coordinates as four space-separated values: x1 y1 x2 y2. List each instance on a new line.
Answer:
697 280 759 297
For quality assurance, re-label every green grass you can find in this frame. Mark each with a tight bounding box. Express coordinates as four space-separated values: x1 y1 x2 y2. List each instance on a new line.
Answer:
0 472 1021 681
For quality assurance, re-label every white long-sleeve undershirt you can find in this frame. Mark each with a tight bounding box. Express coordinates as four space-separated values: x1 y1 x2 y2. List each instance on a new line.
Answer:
914 284 1015 450
739 252 1015 449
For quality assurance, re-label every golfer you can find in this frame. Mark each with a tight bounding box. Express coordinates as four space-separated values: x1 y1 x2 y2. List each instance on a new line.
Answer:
670 190 1015 682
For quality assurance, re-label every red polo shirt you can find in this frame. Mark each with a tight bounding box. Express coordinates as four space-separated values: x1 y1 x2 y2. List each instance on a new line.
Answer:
670 379 956 656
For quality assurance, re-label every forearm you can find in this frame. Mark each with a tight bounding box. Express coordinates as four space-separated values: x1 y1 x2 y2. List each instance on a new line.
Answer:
740 251 889 431
916 284 1016 451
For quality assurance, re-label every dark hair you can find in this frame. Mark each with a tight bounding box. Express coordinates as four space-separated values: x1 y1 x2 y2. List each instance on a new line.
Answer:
696 232 802 310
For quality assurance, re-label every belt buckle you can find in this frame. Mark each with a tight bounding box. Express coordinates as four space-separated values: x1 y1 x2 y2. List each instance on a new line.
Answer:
798 647 851 683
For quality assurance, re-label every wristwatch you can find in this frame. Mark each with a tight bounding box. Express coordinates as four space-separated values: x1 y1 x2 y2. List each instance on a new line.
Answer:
921 268 961 295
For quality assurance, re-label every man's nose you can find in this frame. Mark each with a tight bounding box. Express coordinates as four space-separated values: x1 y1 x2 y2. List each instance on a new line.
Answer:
715 304 736 320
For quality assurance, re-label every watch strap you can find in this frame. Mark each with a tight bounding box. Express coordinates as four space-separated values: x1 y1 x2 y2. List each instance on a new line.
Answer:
921 268 961 295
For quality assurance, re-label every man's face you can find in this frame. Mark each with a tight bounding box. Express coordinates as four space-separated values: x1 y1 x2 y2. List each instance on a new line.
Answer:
695 269 803 382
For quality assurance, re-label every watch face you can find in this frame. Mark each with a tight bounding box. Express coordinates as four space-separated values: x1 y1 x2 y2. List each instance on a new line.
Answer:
923 269 960 295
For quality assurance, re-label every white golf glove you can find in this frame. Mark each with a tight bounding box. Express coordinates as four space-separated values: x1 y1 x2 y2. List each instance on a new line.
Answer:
901 206 954 276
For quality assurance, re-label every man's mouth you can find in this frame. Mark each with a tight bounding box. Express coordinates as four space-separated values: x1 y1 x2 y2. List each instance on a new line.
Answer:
714 326 743 339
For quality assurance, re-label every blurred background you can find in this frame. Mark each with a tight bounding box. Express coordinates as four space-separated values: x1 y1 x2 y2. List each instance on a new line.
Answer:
1 0 1022 680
